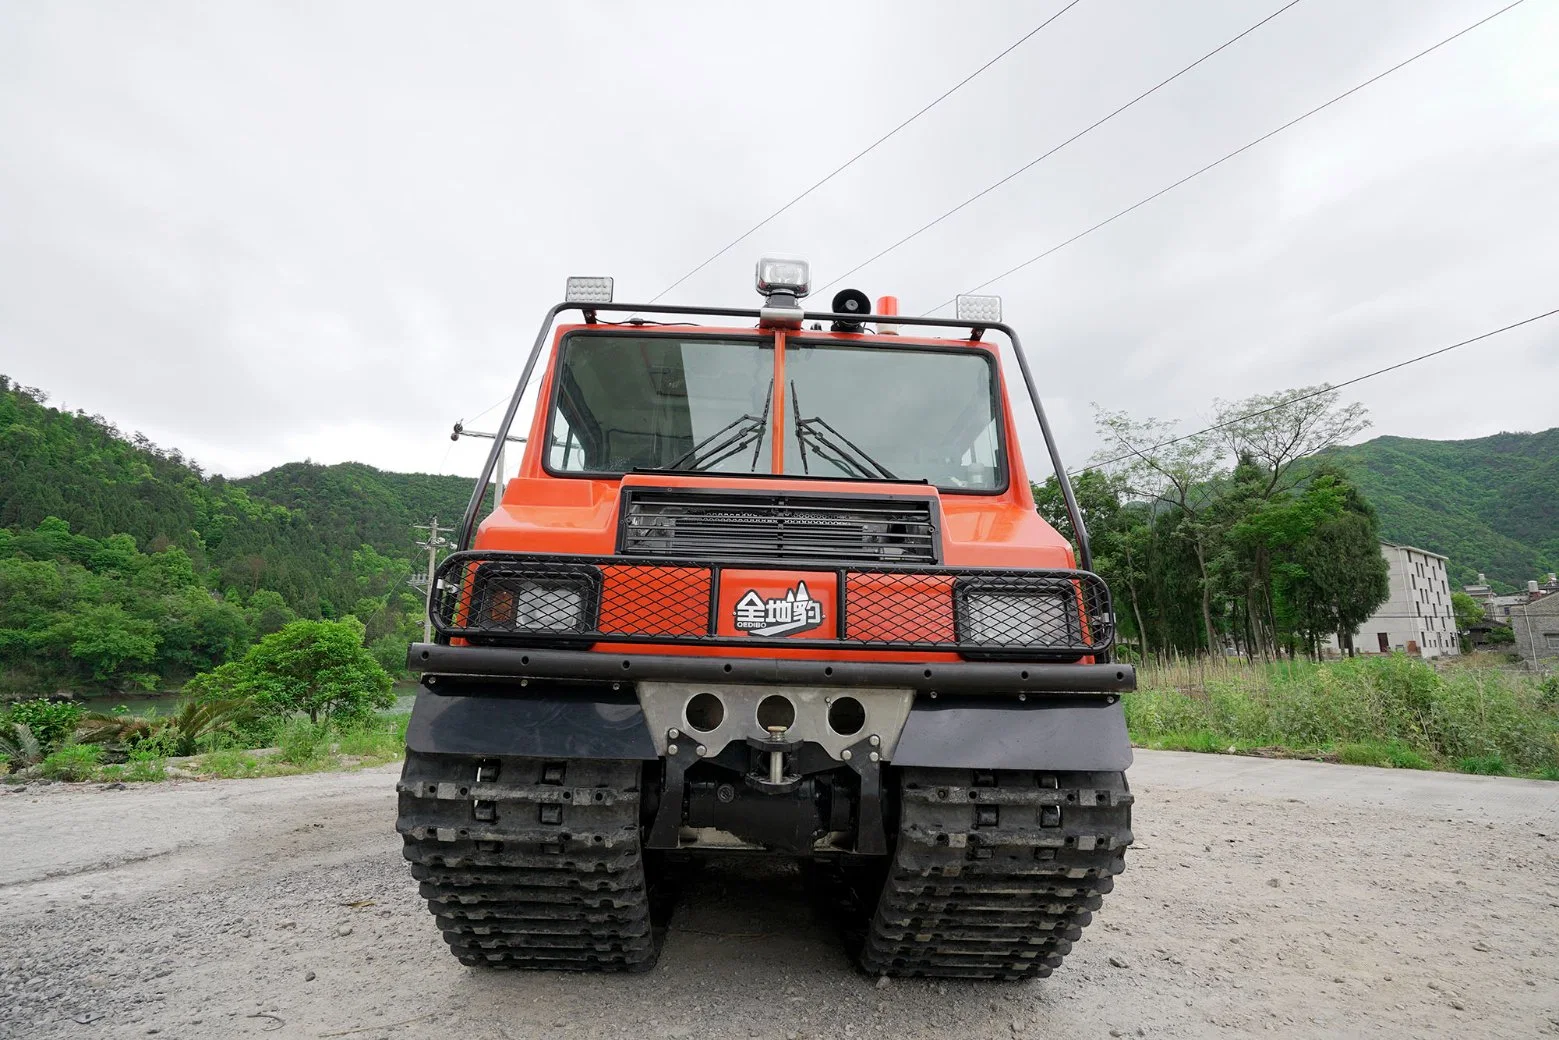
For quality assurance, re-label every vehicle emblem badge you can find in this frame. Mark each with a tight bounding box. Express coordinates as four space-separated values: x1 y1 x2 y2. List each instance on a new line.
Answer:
733 582 825 637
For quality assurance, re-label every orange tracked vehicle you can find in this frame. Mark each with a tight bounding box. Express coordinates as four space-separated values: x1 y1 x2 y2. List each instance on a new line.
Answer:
397 258 1133 977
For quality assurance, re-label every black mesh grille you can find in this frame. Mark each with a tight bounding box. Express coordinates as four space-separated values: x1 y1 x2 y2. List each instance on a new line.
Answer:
432 552 1113 657
617 488 939 564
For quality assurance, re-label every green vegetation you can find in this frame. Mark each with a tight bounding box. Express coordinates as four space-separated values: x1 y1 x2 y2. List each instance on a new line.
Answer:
186 617 393 725
39 743 102 781
1127 654 1559 777
1321 430 1559 588
1038 387 1389 657
1 376 464 696
0 616 405 784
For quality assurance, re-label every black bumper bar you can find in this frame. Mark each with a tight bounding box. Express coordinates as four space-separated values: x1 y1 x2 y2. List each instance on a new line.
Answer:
408 643 1135 695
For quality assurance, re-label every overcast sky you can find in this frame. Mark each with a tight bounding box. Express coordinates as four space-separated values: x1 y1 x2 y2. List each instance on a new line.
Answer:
2 0 1556 485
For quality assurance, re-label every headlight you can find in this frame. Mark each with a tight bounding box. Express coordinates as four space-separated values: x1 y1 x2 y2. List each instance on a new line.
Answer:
472 565 600 636
956 580 1083 649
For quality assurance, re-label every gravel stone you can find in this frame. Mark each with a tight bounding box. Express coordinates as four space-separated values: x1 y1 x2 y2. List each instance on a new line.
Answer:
0 753 1553 1039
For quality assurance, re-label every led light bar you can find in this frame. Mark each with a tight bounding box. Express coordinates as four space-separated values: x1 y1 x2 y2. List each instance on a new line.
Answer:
564 276 614 304
955 294 1002 323
755 255 810 299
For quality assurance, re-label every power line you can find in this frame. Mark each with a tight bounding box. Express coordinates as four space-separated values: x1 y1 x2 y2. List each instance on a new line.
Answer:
811 0 1306 299
921 0 1526 315
1077 305 1559 476
641 0 1086 306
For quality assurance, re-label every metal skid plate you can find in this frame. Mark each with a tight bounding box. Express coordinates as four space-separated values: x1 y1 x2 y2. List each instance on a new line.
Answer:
635 682 914 762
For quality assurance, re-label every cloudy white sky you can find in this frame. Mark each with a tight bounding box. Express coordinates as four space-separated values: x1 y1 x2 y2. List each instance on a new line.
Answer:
2 0 1556 484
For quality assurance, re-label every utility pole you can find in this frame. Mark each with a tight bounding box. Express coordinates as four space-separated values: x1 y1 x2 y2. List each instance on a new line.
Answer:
451 421 527 512
411 517 454 643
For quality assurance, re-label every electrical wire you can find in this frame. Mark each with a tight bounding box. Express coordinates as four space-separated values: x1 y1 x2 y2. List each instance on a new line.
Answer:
921 0 1527 315
641 0 1086 305
1075 304 1559 476
811 0 1306 299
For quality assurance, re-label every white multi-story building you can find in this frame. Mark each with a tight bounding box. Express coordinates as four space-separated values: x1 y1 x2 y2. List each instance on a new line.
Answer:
1327 542 1460 659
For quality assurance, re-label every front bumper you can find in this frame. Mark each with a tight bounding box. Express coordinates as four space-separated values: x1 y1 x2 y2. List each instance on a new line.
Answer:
408 643 1135 696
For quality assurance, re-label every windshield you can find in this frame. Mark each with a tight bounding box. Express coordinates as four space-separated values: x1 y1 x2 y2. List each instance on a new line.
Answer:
782 343 1004 491
547 334 774 474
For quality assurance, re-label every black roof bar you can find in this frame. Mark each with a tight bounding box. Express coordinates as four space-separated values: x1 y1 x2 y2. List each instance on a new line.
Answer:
456 301 1092 574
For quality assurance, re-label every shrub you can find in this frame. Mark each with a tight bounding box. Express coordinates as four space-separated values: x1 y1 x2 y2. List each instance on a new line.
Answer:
187 618 394 726
199 748 263 779
5 699 83 752
125 756 166 782
334 713 408 760
1458 754 1509 776
278 719 330 766
1128 654 1559 776
39 743 102 781
0 723 44 770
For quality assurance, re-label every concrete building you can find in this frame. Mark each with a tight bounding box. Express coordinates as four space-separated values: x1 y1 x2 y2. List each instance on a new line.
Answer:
1327 542 1460 659
1462 571 1559 624
1508 591 1559 671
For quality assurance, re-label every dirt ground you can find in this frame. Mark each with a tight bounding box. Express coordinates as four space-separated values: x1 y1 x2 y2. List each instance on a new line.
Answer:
2 751 1556 1040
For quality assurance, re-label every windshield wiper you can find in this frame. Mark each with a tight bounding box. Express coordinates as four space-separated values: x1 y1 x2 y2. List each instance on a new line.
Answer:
653 380 772 473
789 381 898 481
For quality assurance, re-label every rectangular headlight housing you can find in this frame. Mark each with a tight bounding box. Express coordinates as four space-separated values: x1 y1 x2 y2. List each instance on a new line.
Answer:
955 294 1002 323
564 276 614 304
471 563 601 637
755 255 810 298
955 578 1084 652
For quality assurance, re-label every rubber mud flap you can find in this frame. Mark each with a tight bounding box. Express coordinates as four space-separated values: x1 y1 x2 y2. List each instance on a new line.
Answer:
405 687 658 759
892 695 1132 772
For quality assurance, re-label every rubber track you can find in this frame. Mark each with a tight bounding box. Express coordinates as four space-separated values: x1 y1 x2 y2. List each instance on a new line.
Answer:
397 751 658 971
859 768 1132 980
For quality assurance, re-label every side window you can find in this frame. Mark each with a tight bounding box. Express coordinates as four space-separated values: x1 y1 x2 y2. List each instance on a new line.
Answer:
548 409 582 470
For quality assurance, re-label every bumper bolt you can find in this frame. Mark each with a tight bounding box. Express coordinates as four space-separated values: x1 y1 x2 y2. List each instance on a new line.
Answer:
695 744 708 757
868 735 880 747
841 749 853 761
668 744 679 756
668 728 681 740
869 751 880 763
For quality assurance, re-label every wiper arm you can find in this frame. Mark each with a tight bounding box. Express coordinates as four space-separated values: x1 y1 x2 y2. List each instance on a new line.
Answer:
789 380 898 481
656 380 772 473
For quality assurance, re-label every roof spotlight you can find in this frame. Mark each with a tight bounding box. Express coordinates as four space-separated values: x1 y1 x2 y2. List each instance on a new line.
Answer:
830 288 871 333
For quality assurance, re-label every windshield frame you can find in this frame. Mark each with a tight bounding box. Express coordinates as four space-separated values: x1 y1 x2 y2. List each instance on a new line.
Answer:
783 336 1010 496
539 328 778 481
538 329 1010 495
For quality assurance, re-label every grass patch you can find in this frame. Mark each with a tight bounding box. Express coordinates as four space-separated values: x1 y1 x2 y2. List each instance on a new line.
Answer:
277 719 331 766
198 748 265 779
1334 740 1433 770
38 743 102 781
1457 754 1509 776
125 756 167 782
333 714 406 760
1128 654 1559 779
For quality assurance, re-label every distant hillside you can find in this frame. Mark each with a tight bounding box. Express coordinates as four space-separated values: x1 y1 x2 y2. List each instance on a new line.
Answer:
1322 430 1558 589
0 376 474 615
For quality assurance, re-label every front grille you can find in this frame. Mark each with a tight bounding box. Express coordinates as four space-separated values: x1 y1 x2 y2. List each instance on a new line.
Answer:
431 552 1114 658
617 488 939 565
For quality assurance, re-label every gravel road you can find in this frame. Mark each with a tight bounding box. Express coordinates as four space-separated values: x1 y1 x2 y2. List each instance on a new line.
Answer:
3 752 1556 1040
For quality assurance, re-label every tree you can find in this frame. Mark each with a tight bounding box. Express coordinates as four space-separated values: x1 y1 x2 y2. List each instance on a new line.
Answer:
1211 385 1370 498
244 590 296 636
1092 408 1226 650
190 617 393 724
1451 591 1486 633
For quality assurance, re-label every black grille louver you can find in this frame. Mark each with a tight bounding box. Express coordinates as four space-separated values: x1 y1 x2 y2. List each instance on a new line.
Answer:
617 488 940 565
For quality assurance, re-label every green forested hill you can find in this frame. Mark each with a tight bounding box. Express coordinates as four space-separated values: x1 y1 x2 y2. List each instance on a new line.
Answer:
0 376 472 618
1322 430 1559 588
